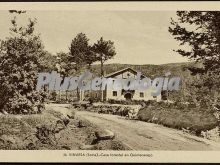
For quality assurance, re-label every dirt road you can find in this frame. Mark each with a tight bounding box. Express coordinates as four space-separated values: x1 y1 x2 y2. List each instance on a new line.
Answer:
48 104 220 150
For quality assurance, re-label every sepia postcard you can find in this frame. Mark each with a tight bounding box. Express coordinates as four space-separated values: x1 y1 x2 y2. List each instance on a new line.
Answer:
1 1 220 163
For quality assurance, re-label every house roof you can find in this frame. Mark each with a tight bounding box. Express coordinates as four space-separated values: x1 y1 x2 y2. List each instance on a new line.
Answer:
104 67 145 78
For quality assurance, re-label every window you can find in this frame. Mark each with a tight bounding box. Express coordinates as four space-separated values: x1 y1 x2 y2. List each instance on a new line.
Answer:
113 91 117 97
140 92 144 98
153 96 157 98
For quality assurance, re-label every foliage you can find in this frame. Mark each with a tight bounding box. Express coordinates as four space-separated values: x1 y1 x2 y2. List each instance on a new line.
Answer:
169 11 220 73
0 12 46 114
92 37 116 102
138 105 218 134
67 34 116 101
107 99 157 105
93 37 116 76
0 107 126 150
38 51 57 72
69 33 97 72
56 52 70 75
169 11 220 106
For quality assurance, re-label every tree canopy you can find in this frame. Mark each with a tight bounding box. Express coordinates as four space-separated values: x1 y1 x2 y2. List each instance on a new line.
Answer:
93 37 116 76
69 33 97 72
169 11 220 107
0 12 46 114
169 11 220 75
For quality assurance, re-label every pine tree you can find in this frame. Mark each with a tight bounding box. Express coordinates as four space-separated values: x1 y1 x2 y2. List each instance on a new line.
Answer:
93 37 116 77
169 11 220 107
93 37 116 101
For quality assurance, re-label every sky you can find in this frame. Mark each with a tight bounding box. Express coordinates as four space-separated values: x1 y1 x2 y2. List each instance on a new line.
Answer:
0 10 189 65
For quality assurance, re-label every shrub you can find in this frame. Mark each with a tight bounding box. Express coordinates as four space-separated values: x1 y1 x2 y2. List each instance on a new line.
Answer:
137 106 219 134
50 91 57 101
107 99 158 106
0 14 46 114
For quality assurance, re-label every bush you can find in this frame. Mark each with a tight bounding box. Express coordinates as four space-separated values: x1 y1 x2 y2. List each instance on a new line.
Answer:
84 97 100 103
0 18 47 114
50 91 57 101
107 99 158 106
137 106 219 134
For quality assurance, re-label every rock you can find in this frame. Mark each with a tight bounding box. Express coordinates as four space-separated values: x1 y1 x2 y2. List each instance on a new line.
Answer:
201 127 220 141
35 124 56 145
33 106 38 113
62 117 70 126
0 137 13 149
23 134 39 149
61 145 71 150
78 120 87 128
117 107 124 116
0 135 24 149
2 110 8 115
182 128 190 134
26 142 36 150
54 120 66 133
95 129 115 140
128 109 135 119
140 102 147 108
0 135 16 144
68 124 77 129
67 113 75 119
80 144 96 150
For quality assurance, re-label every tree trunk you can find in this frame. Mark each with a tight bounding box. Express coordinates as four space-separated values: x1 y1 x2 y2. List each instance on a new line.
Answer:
66 90 68 102
101 59 104 78
59 90 61 102
75 66 80 101
88 64 93 99
101 57 104 102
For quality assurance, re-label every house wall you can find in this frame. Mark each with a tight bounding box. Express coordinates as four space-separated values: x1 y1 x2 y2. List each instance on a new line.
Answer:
106 89 125 101
106 88 161 102
105 70 161 102
132 88 161 102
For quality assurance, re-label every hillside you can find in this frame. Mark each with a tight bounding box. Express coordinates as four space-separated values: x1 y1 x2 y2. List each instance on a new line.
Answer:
89 62 197 102
90 62 194 78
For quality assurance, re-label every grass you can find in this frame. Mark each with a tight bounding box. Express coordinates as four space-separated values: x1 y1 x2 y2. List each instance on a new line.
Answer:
0 115 33 136
137 106 219 135
0 106 128 150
